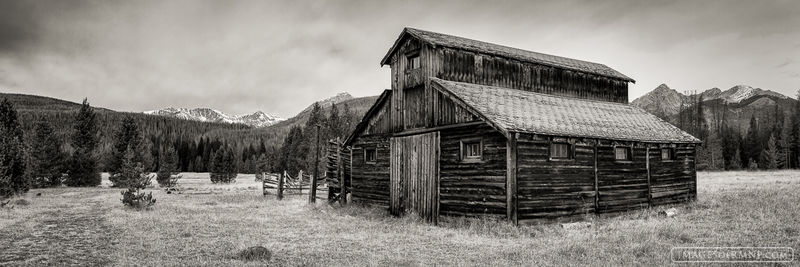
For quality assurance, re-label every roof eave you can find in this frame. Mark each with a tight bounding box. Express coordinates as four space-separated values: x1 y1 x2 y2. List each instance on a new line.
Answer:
343 89 392 147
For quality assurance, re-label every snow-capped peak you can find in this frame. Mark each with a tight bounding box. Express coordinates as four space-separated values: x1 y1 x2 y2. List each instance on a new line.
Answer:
144 107 283 127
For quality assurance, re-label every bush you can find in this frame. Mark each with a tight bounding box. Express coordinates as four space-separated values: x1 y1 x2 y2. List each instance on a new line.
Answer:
121 188 156 210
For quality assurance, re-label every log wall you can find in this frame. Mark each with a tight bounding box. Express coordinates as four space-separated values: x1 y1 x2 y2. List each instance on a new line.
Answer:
438 124 507 217
649 144 697 205
514 133 697 223
350 134 391 208
516 134 597 220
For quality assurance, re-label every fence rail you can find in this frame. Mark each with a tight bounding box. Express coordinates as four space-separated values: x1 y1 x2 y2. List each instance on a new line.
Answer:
261 171 327 198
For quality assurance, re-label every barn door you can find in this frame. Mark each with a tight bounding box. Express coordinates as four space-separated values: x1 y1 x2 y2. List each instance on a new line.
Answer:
390 132 440 223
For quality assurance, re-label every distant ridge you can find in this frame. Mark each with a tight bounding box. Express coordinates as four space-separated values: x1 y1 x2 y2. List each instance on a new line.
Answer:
145 108 283 128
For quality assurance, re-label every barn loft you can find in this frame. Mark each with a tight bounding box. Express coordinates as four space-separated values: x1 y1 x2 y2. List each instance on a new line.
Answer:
335 28 700 225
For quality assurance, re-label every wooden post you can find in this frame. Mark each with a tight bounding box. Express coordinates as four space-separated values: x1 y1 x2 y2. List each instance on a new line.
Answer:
594 139 599 214
309 124 321 203
506 133 518 225
338 138 347 204
262 173 267 196
646 145 652 207
277 172 284 200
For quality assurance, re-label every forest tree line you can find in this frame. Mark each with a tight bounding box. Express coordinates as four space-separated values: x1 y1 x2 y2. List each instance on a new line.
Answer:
679 90 800 170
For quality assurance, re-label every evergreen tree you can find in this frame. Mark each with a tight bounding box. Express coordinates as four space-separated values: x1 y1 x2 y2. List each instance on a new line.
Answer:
109 116 144 175
255 154 270 180
66 98 100 187
119 146 156 209
156 146 180 187
760 134 779 170
29 121 65 188
730 148 742 170
743 115 762 167
210 147 236 183
790 89 800 168
0 98 28 198
109 116 146 187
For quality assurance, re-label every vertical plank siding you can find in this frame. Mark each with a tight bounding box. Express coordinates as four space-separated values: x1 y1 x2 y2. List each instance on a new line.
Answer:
350 135 392 208
430 47 629 103
432 90 479 126
390 132 440 222
438 124 507 217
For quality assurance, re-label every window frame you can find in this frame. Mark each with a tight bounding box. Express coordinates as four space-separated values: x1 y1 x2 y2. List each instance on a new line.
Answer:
405 49 421 71
364 148 378 164
661 147 677 161
614 146 633 162
460 138 483 163
548 142 574 161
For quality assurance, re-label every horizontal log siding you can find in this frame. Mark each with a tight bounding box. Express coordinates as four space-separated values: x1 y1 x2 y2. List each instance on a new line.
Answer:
439 124 507 217
649 144 696 205
596 143 650 213
432 47 629 103
350 134 391 208
516 134 596 220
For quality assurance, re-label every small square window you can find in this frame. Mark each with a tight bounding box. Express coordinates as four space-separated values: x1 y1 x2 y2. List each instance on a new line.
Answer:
661 148 676 161
550 143 572 159
407 51 420 70
615 147 631 161
461 139 482 161
364 148 377 163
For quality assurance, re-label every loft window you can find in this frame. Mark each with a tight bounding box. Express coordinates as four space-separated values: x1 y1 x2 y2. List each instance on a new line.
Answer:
615 147 632 161
364 148 377 163
550 143 572 160
661 148 676 161
461 139 482 161
406 50 420 70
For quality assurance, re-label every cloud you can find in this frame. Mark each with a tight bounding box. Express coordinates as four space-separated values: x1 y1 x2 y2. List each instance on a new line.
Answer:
0 0 799 116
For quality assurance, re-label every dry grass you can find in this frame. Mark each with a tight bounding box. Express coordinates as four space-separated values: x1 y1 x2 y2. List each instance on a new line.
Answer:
1 171 799 266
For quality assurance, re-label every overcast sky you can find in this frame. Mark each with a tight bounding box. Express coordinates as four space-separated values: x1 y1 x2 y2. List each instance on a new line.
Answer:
0 0 798 117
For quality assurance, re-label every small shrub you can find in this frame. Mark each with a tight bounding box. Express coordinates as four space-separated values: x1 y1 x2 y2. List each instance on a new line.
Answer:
236 246 272 261
121 188 156 209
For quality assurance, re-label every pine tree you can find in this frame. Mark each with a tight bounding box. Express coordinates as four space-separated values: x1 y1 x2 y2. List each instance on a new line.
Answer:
760 134 779 170
156 146 180 187
209 147 236 183
0 98 28 198
66 98 101 187
743 115 762 167
790 89 800 168
119 147 156 209
730 148 742 170
109 116 144 176
29 121 66 188
255 154 270 180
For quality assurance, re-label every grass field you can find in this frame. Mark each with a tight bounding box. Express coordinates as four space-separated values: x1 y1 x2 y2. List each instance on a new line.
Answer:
1 171 799 266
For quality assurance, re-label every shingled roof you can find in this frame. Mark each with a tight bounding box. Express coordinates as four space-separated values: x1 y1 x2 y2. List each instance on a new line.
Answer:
431 78 699 143
381 28 635 82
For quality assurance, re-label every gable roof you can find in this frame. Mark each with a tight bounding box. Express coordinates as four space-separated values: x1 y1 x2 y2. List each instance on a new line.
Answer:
381 28 635 83
431 78 700 143
344 89 392 146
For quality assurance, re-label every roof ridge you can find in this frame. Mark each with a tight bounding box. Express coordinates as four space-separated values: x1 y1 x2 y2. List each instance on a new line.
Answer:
407 28 613 69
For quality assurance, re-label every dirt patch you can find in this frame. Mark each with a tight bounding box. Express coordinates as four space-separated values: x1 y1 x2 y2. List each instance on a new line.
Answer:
0 202 117 266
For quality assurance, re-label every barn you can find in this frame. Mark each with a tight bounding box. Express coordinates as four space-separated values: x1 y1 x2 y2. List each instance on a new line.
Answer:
338 28 700 225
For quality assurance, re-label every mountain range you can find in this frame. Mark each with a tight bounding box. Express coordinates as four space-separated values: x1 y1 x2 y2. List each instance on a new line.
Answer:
632 84 796 134
144 108 283 128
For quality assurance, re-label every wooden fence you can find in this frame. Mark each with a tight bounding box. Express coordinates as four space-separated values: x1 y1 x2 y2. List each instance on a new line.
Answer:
261 171 328 200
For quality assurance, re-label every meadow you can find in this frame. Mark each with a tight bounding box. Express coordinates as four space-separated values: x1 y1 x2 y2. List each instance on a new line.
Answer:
1 171 798 266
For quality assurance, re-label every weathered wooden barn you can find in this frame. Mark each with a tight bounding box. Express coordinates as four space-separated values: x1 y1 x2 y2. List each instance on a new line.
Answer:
340 28 700 224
